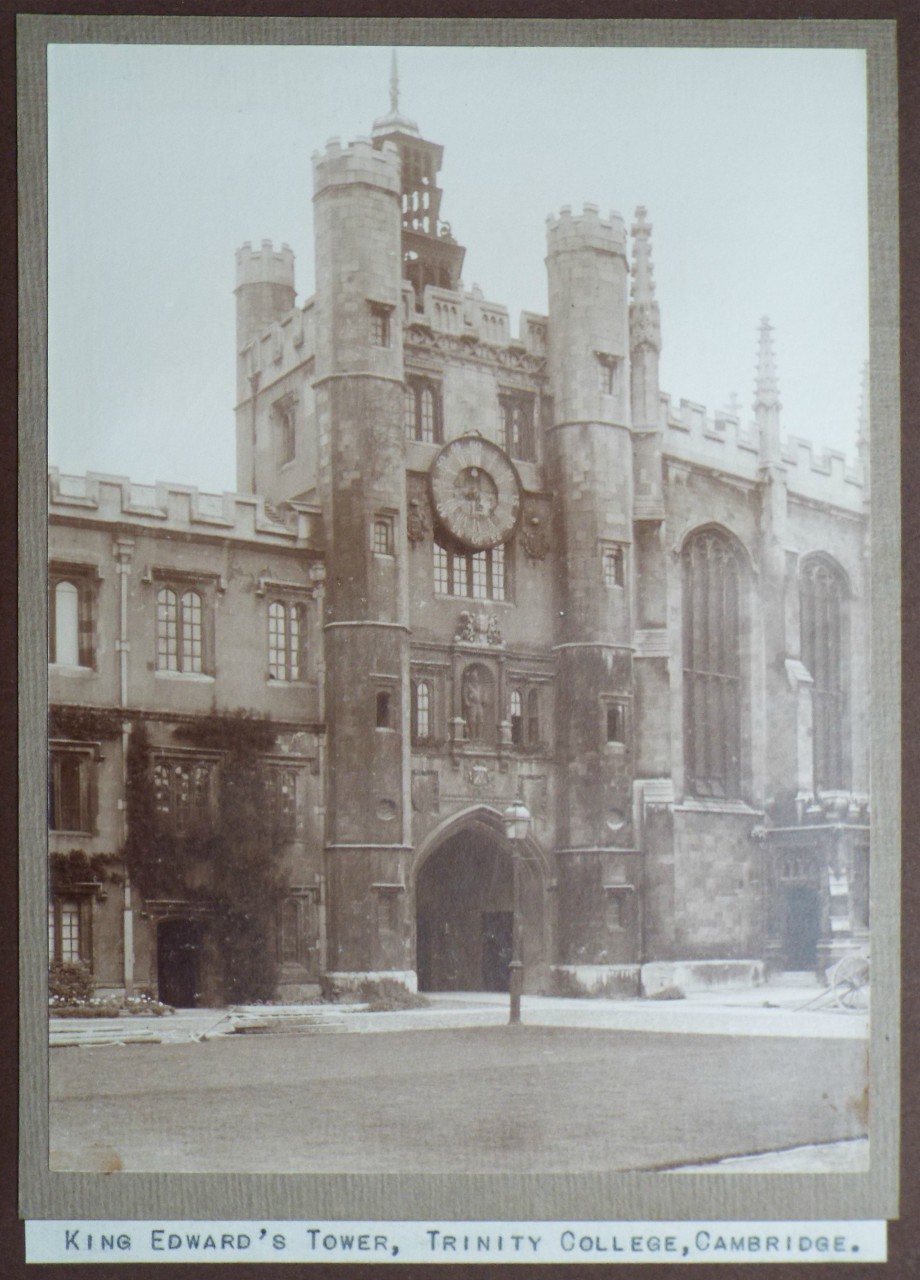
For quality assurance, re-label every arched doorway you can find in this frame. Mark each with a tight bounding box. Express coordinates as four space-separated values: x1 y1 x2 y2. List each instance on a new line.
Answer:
157 918 203 1008
415 813 549 993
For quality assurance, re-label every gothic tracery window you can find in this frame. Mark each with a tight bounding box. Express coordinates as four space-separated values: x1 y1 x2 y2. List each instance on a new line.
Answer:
800 556 848 790
682 528 743 799
153 758 215 836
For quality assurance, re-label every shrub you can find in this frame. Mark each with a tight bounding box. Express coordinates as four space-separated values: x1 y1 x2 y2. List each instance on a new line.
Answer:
49 961 94 1003
356 978 430 1012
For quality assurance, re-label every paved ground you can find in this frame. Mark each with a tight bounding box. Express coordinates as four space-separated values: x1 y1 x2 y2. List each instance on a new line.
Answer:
49 997 869 1175
49 983 869 1047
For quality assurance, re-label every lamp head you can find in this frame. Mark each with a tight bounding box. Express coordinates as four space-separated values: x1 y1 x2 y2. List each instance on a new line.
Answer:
503 801 532 843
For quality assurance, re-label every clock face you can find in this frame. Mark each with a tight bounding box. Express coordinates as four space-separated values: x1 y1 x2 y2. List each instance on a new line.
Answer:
429 437 522 550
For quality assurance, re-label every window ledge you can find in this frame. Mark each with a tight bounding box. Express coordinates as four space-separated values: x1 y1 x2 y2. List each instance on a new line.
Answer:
674 799 764 816
49 663 96 676
154 670 215 683
267 678 309 688
433 593 512 606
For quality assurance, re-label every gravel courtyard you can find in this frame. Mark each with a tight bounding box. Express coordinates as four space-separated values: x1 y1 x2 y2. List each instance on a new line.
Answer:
50 1024 868 1174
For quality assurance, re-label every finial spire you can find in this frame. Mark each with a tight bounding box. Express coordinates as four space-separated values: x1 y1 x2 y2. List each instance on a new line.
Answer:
629 206 661 354
754 317 782 465
754 316 780 411
371 49 419 139
857 360 870 457
390 49 399 114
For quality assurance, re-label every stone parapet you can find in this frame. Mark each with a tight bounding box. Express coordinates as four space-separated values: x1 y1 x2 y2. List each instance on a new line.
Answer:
235 239 295 290
312 135 401 199
546 203 627 259
48 469 323 548
238 299 315 392
660 392 866 513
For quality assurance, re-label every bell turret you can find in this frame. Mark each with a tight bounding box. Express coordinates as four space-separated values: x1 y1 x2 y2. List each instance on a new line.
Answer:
371 54 465 306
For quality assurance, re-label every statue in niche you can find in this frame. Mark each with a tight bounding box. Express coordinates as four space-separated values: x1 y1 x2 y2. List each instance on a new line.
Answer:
486 615 503 646
455 611 477 643
462 666 486 741
406 497 431 543
521 514 549 562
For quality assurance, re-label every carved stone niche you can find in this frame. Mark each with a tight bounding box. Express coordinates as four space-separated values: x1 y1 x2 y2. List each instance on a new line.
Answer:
520 498 551 561
458 662 496 745
406 475 432 543
453 610 503 647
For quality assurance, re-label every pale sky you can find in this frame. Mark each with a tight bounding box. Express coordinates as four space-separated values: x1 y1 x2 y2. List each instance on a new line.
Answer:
47 43 869 493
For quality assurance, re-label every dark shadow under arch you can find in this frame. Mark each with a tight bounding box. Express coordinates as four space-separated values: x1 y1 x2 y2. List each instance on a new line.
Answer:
414 806 550 994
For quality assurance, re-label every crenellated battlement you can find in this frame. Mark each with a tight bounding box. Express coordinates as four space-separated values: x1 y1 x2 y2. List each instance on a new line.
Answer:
238 297 316 389
401 279 547 356
660 392 867 512
546 203 627 257
235 239 295 290
312 135 401 197
48 469 324 548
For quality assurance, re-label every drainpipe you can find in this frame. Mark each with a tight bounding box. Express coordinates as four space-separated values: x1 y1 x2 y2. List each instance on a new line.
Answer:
249 371 261 495
113 538 135 996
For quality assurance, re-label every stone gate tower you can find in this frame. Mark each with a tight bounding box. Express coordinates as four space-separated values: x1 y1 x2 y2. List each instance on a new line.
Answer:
545 206 640 965
312 135 413 985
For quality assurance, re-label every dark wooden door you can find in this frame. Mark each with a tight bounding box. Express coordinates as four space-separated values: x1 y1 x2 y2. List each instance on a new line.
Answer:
481 911 513 992
157 918 202 1007
783 884 819 970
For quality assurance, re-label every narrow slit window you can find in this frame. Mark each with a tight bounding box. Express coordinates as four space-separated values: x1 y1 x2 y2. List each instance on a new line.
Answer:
376 691 391 729
510 690 523 745
606 704 625 744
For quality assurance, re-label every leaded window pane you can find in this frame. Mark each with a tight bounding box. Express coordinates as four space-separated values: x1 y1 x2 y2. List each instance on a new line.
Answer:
420 387 435 443
53 581 80 666
683 531 742 798
416 681 430 739
491 544 505 600
60 902 80 963
433 543 449 594
470 551 488 599
268 602 286 680
180 591 203 673
801 560 846 790
156 588 179 671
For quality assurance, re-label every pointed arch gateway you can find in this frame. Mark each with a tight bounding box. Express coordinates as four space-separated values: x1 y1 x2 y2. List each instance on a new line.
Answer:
413 806 552 994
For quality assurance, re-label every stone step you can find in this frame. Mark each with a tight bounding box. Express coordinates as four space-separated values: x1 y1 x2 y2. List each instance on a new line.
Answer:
51 1028 161 1047
226 1015 346 1036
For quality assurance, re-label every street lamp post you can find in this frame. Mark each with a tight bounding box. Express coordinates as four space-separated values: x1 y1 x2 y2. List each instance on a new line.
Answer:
503 801 531 1026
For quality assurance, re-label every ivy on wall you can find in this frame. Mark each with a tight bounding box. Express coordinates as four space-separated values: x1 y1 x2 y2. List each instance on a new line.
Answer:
125 713 289 1003
49 705 123 741
50 849 122 893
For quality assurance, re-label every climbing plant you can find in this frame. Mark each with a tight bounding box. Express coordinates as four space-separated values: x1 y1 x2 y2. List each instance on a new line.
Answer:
125 712 289 1002
49 705 123 742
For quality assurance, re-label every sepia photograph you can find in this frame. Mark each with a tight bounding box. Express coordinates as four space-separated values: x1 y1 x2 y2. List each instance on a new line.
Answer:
19 16 900 1238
